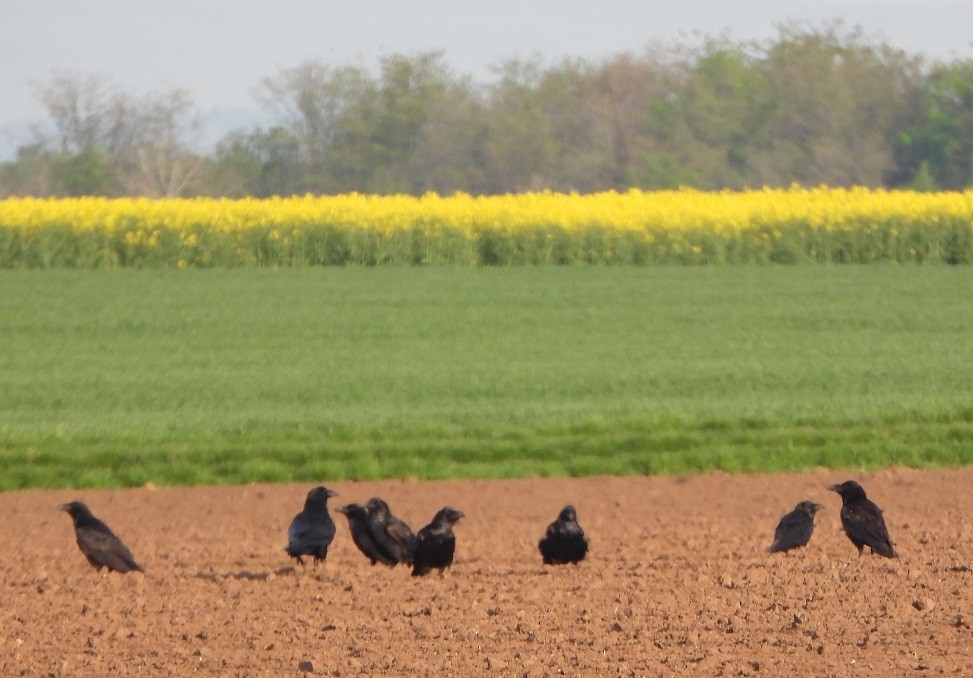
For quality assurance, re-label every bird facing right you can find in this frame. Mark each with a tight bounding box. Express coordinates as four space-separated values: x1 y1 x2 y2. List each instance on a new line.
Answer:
766 500 823 554
411 506 464 577
286 486 338 566
828 480 898 558
59 501 143 574
538 504 589 565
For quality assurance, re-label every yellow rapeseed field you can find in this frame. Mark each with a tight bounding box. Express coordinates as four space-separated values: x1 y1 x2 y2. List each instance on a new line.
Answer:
1 188 971 266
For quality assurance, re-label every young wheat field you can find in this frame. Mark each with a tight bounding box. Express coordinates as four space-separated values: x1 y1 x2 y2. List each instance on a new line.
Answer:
1 266 971 489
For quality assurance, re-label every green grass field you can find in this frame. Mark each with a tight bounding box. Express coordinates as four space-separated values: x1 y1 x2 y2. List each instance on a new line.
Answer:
1 266 972 489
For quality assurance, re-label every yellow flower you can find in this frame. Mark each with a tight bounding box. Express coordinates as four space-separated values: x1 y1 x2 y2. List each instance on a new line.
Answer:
1 188 971 266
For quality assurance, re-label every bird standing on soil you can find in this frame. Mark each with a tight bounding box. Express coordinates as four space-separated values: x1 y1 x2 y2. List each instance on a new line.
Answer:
828 480 898 558
286 486 338 566
365 497 417 565
766 500 823 554
335 503 397 566
59 501 143 574
538 504 589 565
411 506 464 577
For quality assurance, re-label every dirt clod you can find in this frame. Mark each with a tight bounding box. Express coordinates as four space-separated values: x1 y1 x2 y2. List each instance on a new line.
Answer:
912 598 935 612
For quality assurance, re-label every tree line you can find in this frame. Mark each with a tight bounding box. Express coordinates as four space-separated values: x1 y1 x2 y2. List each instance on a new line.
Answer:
3 22 973 198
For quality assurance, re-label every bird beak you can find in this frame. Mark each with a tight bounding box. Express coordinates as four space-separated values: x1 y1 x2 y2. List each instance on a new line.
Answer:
57 503 70 512
334 505 348 514
328 489 339 498
812 503 825 512
827 484 841 493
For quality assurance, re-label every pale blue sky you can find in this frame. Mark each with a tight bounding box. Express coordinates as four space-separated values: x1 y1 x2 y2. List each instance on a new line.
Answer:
3 1 972 156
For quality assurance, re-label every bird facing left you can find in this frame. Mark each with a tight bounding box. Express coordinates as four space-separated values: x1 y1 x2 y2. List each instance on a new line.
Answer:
59 500 143 574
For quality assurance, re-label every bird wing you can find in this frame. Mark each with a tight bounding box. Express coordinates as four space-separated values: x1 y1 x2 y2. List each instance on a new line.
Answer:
76 526 141 572
288 517 312 544
411 528 434 574
347 521 396 565
769 511 813 551
385 518 417 550
413 527 455 570
288 515 336 550
842 502 894 551
427 532 455 566
540 518 588 563
362 531 397 565
365 514 413 563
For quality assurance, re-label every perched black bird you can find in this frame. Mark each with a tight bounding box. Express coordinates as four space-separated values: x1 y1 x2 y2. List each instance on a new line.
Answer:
335 503 397 566
286 486 338 566
365 497 417 565
538 505 589 565
411 506 464 577
829 480 898 558
59 501 143 573
766 500 823 554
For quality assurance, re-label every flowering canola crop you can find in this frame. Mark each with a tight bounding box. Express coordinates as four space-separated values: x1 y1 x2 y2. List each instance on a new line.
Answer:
0 187 971 266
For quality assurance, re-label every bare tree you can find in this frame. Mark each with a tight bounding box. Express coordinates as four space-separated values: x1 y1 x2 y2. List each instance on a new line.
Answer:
31 71 136 156
28 72 204 196
129 89 203 197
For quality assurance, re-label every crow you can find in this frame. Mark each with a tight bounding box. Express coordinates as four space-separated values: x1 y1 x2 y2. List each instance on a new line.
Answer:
766 500 823 554
411 506 464 577
59 501 143 573
828 480 898 558
335 503 397 566
538 505 589 565
365 497 417 565
286 486 338 566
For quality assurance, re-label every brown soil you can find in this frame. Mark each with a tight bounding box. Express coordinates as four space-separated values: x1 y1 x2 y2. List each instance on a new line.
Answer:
2 467 972 676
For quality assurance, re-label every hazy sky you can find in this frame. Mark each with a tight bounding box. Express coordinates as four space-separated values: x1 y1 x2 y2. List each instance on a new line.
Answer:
3 1 972 155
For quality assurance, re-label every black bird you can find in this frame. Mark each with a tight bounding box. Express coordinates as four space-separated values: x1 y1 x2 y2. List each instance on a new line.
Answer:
766 500 823 554
828 480 898 558
411 506 464 577
59 501 143 573
286 486 338 566
538 505 589 565
335 503 397 566
365 497 417 565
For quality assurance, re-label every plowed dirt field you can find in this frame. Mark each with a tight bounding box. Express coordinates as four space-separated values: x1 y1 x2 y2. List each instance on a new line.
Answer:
3 468 971 676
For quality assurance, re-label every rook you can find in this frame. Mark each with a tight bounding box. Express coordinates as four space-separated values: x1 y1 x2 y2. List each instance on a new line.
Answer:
335 503 396 566
829 480 898 558
59 501 143 574
412 507 464 577
286 486 338 566
766 500 823 554
365 497 417 565
539 505 589 565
